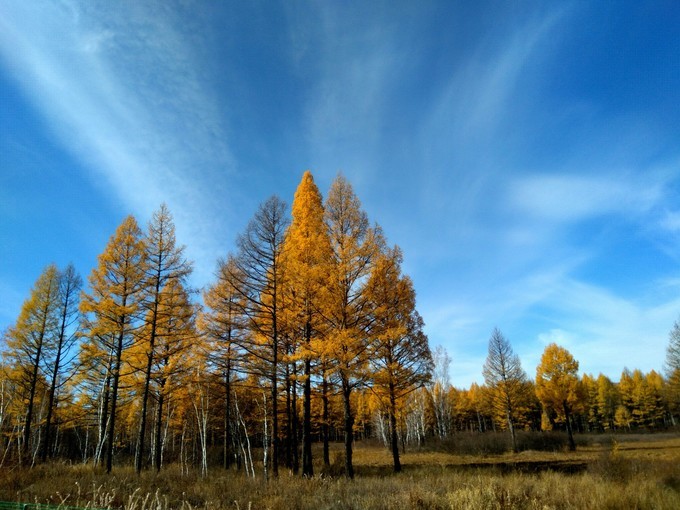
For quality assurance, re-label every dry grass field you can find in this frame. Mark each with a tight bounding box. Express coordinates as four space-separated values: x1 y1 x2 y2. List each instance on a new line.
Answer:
2 433 679 510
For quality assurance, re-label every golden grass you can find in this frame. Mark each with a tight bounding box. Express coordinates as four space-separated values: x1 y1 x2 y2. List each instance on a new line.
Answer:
1 434 679 510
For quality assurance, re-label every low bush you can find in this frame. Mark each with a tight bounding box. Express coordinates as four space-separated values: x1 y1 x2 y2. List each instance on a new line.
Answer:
515 431 570 452
433 430 574 455
437 432 509 456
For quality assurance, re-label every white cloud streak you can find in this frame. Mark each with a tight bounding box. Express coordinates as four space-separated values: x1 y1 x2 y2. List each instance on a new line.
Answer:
431 268 679 387
508 173 664 223
526 278 680 379
0 1 234 284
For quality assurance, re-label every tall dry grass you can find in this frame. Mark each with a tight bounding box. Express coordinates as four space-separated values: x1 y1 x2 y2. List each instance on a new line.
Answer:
1 434 678 510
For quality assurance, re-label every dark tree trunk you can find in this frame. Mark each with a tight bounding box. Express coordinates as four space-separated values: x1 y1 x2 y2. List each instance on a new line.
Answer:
106 328 124 473
301 319 313 477
98 372 111 466
302 356 313 477
23 339 43 463
507 410 517 453
271 340 279 477
223 367 232 470
322 371 330 467
42 288 72 462
292 367 300 474
136 274 162 475
342 378 354 479
135 340 155 473
153 378 166 471
563 401 576 451
285 361 292 470
389 382 401 473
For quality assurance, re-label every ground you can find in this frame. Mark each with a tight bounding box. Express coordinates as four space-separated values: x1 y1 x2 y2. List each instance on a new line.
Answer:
1 433 679 509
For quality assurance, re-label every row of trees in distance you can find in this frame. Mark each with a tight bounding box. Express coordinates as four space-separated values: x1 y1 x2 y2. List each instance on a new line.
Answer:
474 328 679 453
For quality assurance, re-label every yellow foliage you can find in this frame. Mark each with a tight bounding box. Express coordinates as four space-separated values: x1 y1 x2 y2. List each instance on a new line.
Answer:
535 342 580 420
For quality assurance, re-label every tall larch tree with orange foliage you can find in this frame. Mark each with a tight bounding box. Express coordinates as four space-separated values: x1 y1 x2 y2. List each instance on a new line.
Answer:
229 196 289 477
535 343 580 451
4 263 60 462
200 255 246 470
135 204 192 474
596 373 618 430
151 278 198 470
283 171 332 477
41 263 82 462
365 246 432 472
323 174 383 478
80 215 147 473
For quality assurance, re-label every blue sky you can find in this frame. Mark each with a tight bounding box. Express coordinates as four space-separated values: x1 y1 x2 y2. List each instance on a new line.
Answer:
1 1 679 387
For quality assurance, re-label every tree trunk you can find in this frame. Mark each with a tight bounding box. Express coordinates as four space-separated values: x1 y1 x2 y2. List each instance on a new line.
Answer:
271 342 279 477
153 384 165 471
95 372 111 466
342 378 354 479
42 293 71 462
23 307 53 463
22 339 43 463
292 368 299 474
563 401 576 451
302 355 313 477
507 411 517 453
223 367 232 470
389 382 401 473
135 344 155 474
322 371 330 467
285 361 292 470
106 329 124 473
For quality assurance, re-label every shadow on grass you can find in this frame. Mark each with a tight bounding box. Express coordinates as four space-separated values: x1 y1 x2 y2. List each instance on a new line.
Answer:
353 459 588 478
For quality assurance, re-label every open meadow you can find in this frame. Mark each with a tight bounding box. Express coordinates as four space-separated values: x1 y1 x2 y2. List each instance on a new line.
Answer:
2 433 679 510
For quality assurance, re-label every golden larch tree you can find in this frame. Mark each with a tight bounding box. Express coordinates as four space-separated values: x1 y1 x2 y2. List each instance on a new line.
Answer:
365 246 432 472
151 278 198 470
596 373 618 431
80 215 147 472
323 173 383 478
535 343 580 451
4 264 60 462
283 171 332 477
200 255 246 470
41 264 82 461
135 204 192 474
229 195 289 477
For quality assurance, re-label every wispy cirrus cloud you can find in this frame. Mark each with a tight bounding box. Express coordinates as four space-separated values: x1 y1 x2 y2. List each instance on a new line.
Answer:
508 172 665 223
525 277 680 379
0 1 234 283
432 265 679 387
